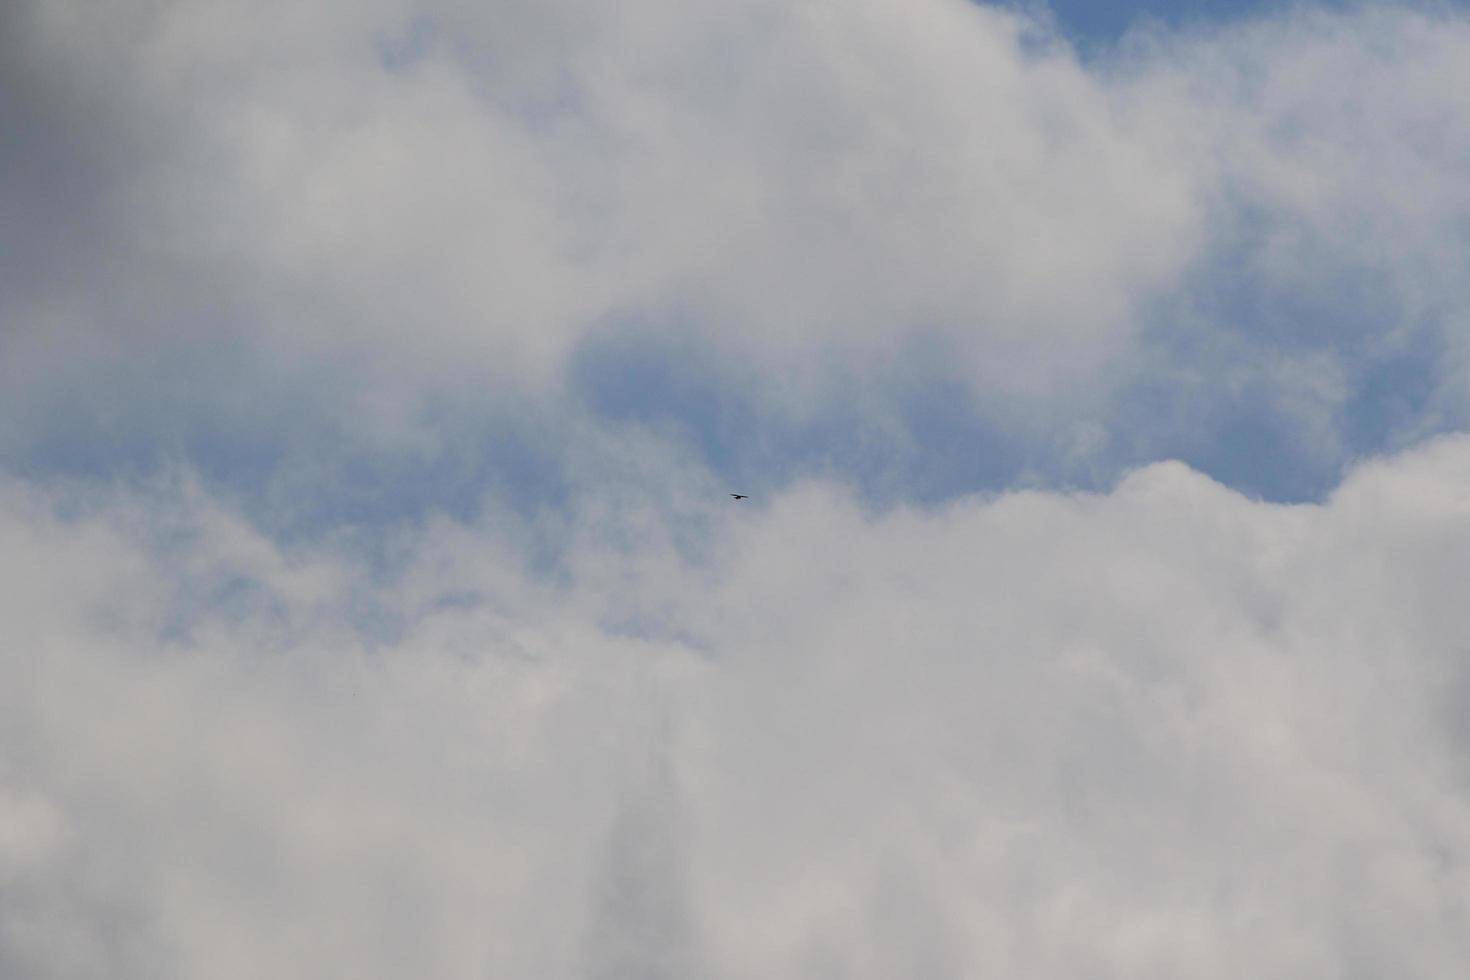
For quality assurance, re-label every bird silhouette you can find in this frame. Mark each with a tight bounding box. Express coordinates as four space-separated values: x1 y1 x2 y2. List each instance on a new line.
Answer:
730 494 748 500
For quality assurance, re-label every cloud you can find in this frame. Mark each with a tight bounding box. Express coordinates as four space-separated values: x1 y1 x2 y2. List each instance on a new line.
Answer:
3 0 1195 386
4 437 1470 977
11 0 1470 507
6 2 1470 975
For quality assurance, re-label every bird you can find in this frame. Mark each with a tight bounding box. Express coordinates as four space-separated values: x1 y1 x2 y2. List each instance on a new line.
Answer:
730 493 749 500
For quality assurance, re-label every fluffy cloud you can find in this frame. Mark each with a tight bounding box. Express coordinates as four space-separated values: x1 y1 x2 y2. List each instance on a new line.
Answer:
7 1 1470 976
4 437 1470 977
2 0 1198 393
7 0 1470 500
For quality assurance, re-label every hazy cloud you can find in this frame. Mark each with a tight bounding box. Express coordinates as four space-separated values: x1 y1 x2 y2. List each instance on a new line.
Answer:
7 0 1470 503
6 1 1470 976
4 437 1470 976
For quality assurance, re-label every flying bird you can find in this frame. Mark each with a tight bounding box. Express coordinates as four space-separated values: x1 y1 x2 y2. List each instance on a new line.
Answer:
730 493 749 500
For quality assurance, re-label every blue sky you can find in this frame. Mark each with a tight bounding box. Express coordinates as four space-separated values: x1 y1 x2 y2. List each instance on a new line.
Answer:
1045 0 1272 39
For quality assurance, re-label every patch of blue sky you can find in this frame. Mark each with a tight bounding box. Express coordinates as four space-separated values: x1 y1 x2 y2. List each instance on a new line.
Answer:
1022 0 1360 45
574 244 1462 506
1105 369 1346 503
1345 336 1447 450
6 349 571 552
1105 211 1459 499
568 323 1032 509
5 331 286 484
12 291 1458 569
13 310 1451 562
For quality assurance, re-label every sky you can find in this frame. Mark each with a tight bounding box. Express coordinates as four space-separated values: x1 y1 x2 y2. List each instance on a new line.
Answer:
1033 0 1265 41
3 0 1470 977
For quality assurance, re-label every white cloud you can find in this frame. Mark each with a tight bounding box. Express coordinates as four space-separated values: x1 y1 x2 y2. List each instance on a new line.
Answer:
4 437 1470 977
0 9 1309 374
6 0 1470 494
7 2 1470 973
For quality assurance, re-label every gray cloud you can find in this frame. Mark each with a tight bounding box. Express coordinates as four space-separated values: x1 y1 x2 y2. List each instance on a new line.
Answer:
4 437 1470 976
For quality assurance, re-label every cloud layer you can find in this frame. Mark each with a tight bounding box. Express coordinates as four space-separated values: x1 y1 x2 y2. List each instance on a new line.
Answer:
6 0 1470 976
6 0 1470 505
5 438 1470 978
